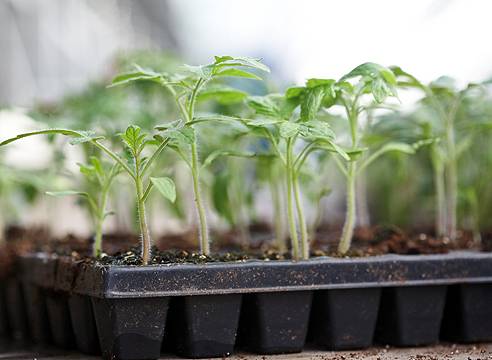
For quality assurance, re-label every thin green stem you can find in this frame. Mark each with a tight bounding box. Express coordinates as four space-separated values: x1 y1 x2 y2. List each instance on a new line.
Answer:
141 182 154 203
264 129 286 165
292 167 309 260
285 138 299 260
92 141 135 180
432 146 446 236
184 78 210 254
191 141 209 254
135 156 152 265
93 187 109 258
269 165 285 252
294 143 316 170
339 161 357 254
444 97 460 241
142 138 170 177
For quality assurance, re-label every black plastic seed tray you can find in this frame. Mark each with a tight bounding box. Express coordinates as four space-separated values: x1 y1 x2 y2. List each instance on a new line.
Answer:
4 251 492 360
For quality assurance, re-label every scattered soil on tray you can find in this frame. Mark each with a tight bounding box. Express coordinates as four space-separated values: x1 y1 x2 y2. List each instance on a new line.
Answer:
97 247 252 265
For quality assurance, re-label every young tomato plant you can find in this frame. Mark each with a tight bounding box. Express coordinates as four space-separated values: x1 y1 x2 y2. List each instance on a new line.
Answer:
392 67 487 241
110 56 269 255
332 63 423 254
0 126 175 265
245 82 349 260
46 156 121 257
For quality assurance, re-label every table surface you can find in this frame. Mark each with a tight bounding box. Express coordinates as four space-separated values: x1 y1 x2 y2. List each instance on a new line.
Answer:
1 342 491 360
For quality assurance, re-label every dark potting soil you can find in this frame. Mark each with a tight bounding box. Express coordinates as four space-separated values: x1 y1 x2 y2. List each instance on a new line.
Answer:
94 224 486 265
2 223 489 267
97 247 253 266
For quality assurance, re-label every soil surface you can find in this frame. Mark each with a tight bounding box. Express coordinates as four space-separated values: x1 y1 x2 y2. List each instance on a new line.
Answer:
0 342 491 360
1 224 491 266
95 224 490 265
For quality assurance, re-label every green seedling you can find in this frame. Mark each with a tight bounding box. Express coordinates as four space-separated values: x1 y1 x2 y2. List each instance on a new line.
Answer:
392 67 489 241
110 56 269 255
0 126 175 264
245 82 349 260
332 63 426 254
46 156 121 257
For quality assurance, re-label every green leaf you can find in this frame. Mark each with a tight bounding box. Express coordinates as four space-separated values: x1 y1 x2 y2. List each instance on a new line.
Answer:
46 190 89 198
371 77 393 103
339 63 398 102
0 129 103 147
285 86 305 99
181 64 213 78
109 64 166 87
244 118 283 127
430 76 457 92
317 141 350 161
247 95 282 118
301 86 326 122
78 162 96 180
202 150 256 169
358 141 417 173
379 142 416 154
213 56 270 73
198 85 248 104
90 157 105 181
160 125 195 145
341 62 396 85
247 94 298 120
390 66 426 90
121 125 147 155
279 122 300 138
214 68 262 80
299 121 335 140
306 78 336 89
212 173 234 225
150 177 176 203
154 120 181 130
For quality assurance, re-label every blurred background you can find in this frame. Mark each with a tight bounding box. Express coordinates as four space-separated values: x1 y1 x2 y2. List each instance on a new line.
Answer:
1 0 492 240
3 0 492 106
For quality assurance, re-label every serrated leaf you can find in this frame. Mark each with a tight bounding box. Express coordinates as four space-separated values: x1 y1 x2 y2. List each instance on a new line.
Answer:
150 177 176 202
247 95 282 118
247 94 298 120
121 125 147 155
213 56 270 73
371 77 392 103
299 121 335 140
279 122 300 138
301 86 326 122
341 62 396 86
160 125 195 145
181 64 213 79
